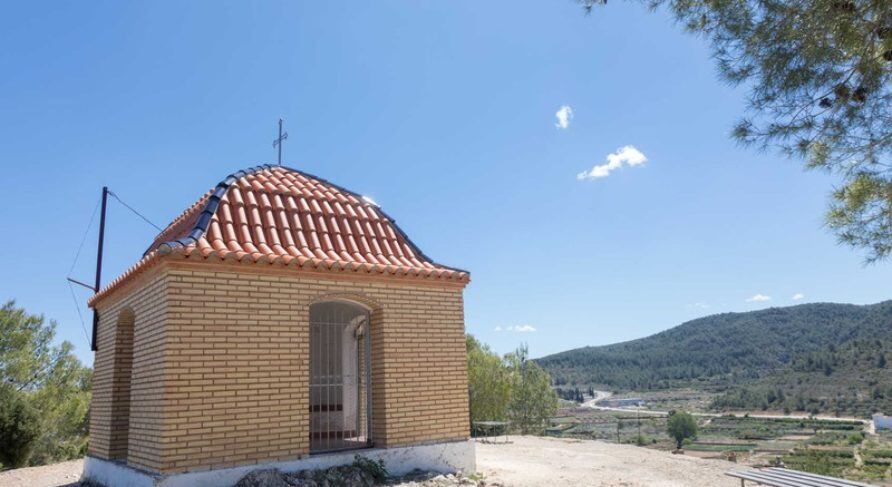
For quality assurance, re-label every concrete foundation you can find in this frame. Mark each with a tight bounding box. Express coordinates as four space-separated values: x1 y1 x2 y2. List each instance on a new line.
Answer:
83 439 476 487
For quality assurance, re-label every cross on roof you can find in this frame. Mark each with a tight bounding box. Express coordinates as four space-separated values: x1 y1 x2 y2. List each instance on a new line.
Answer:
273 118 288 166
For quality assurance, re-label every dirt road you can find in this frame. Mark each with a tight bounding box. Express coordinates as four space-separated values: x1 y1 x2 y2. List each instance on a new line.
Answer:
584 391 870 425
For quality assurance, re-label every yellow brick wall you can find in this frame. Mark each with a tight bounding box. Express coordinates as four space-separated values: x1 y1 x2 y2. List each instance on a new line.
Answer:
90 261 470 474
89 270 168 472
160 263 469 472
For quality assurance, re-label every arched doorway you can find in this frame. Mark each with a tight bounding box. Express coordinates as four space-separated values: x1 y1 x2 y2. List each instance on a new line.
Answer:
309 300 372 453
110 308 134 461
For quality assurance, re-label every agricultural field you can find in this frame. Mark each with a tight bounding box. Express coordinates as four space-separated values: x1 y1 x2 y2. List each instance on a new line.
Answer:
609 388 718 413
548 407 892 484
850 431 892 483
548 407 672 447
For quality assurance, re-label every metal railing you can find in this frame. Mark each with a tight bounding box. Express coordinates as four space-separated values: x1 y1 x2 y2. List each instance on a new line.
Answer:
309 303 371 453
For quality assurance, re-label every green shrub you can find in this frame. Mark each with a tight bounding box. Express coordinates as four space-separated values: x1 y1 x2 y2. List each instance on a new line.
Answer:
859 465 889 480
0 385 41 469
784 449 850 477
685 443 754 452
793 447 854 459
864 449 892 458
352 455 387 483
864 458 891 466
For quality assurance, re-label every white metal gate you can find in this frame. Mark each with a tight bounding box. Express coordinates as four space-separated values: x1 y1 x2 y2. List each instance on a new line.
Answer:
309 301 371 453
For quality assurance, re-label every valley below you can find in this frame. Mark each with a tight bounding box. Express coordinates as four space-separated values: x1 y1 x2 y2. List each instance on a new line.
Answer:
537 300 892 484
547 390 892 484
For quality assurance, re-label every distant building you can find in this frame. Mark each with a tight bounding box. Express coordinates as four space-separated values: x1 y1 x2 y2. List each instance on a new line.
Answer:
600 398 645 408
874 414 892 430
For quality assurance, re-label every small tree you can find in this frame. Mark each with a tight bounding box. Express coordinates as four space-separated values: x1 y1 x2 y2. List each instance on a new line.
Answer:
466 335 511 426
0 385 41 469
666 411 698 450
506 344 559 434
0 301 91 467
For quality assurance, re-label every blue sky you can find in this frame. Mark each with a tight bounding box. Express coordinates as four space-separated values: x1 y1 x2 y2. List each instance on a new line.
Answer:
1 2 888 365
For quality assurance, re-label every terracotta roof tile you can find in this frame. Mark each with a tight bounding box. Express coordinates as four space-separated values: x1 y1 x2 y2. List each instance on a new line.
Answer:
89 165 468 306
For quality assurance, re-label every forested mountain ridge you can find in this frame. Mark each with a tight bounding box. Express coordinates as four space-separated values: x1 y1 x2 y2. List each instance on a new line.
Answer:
712 336 892 416
537 301 892 392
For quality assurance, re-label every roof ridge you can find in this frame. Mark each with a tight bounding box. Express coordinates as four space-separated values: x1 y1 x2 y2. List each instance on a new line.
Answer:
156 164 273 253
142 190 210 256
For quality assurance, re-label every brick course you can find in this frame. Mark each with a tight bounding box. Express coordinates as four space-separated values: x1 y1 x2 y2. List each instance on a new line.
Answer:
90 261 469 474
89 269 168 471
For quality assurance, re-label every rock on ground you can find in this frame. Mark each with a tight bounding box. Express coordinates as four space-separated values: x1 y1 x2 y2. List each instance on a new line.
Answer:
234 469 292 487
385 470 485 486
231 465 484 487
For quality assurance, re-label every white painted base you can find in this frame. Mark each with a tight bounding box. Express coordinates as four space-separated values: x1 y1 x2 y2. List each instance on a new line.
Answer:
83 439 476 487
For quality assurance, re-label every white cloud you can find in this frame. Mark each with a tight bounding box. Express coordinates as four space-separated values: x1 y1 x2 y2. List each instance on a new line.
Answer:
792 293 805 301
688 302 710 310
494 325 537 333
577 145 648 180
555 105 573 129
746 294 772 302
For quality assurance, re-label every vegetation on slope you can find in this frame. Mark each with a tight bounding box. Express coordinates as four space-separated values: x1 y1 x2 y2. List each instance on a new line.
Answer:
538 301 892 415
713 338 892 417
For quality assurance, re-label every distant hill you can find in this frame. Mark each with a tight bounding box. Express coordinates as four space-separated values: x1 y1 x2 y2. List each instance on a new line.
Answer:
711 334 892 416
537 301 892 409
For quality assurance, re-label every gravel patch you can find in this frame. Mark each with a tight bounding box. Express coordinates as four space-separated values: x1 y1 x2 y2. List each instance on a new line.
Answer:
232 462 486 487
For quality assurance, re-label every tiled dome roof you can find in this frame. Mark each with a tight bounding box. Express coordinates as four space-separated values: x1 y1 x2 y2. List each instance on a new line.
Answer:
90 165 468 306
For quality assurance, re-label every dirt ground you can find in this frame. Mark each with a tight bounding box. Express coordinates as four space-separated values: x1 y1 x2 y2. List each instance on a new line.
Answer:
0 459 81 487
0 436 743 487
475 436 741 487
